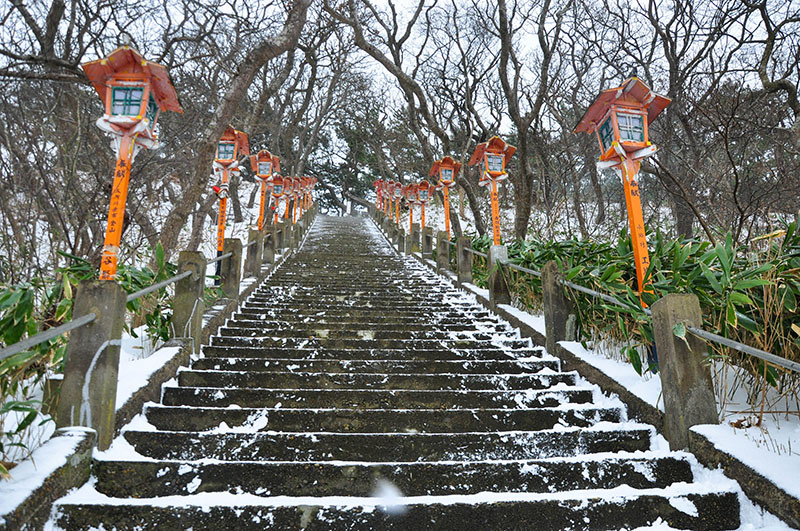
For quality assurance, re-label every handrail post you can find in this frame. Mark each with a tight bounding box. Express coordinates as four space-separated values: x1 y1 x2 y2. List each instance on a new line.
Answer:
542 260 572 355
263 229 275 264
456 236 472 286
651 293 719 450
244 229 263 277
173 251 206 349
396 229 406 254
410 222 421 254
56 280 127 450
220 238 242 299
436 231 450 272
488 244 511 308
276 221 286 250
421 226 433 259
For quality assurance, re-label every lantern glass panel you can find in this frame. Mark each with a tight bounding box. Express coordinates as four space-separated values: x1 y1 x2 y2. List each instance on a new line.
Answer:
441 168 453 181
217 142 235 160
419 189 429 200
258 162 272 175
599 117 615 151
617 112 644 143
486 154 503 173
145 94 158 123
111 86 145 116
273 184 283 195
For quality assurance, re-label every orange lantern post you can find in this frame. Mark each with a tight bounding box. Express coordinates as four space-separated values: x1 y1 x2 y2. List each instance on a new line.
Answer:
385 180 395 216
430 156 461 239
417 180 432 230
373 179 384 211
271 175 285 225
283 177 294 221
292 177 303 224
212 126 249 279
574 77 671 303
249 149 275 231
468 136 516 246
82 46 183 279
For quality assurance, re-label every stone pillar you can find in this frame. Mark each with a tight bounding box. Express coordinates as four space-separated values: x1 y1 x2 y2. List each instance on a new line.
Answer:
244 229 263 277
410 223 421 253
263 230 275 264
276 221 286 250
542 260 571 355
56 280 127 450
284 221 295 249
488 245 511 308
220 238 242 299
397 230 406 253
436 231 450 271
173 251 206 347
456 236 472 286
421 227 433 258
652 294 719 450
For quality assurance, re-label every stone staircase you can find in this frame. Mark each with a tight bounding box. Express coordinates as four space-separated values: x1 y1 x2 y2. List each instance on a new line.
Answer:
51 215 741 530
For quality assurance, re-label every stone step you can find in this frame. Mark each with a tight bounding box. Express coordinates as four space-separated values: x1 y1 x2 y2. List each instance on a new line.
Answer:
224 319 511 333
143 405 621 433
236 307 493 320
200 345 540 361
208 336 531 351
244 299 482 310
52 489 741 531
176 370 577 390
189 357 559 374
216 326 506 341
162 386 593 409
91 454 694 498
121 425 654 461
233 311 496 324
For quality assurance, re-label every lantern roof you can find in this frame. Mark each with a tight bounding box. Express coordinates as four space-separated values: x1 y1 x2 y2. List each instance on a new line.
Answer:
468 136 516 166
250 149 272 172
574 77 671 135
429 156 463 177
82 46 183 113
220 125 250 156
272 155 281 173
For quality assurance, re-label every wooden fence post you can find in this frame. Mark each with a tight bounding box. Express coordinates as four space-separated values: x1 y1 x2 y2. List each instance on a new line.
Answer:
220 238 242 299
244 229 263 277
542 260 572 355
56 280 126 450
652 293 719 450
421 227 433 258
456 236 472 286
173 251 206 348
488 245 511 308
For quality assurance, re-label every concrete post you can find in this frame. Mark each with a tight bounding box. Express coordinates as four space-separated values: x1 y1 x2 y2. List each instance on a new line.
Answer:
421 227 433 258
542 260 572 355
56 280 126 450
456 236 473 286
263 230 275 264
652 293 719 450
276 221 286 250
173 251 206 347
397 230 406 253
410 223 421 253
488 245 511 308
436 231 450 271
220 238 242 299
244 229 263 277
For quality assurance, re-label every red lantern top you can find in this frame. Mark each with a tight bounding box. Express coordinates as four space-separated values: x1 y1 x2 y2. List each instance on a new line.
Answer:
271 175 285 197
574 77 671 162
430 156 462 188
468 136 516 180
250 149 274 180
216 125 249 163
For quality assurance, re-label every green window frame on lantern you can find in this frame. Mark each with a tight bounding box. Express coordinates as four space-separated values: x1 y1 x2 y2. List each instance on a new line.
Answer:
617 112 645 143
485 153 504 174
598 117 615 152
440 168 453 182
217 142 236 160
145 94 159 124
111 86 146 116
258 162 272 176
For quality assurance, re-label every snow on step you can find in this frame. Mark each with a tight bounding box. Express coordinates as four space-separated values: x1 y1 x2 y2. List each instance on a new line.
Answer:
48 215 741 530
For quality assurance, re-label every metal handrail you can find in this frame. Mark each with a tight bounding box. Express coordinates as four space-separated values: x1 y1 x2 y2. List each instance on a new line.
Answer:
445 239 456 248
126 270 193 303
207 251 233 265
500 259 542 278
0 313 96 362
243 239 257 248
493 255 798 374
465 247 487 259
686 325 800 373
